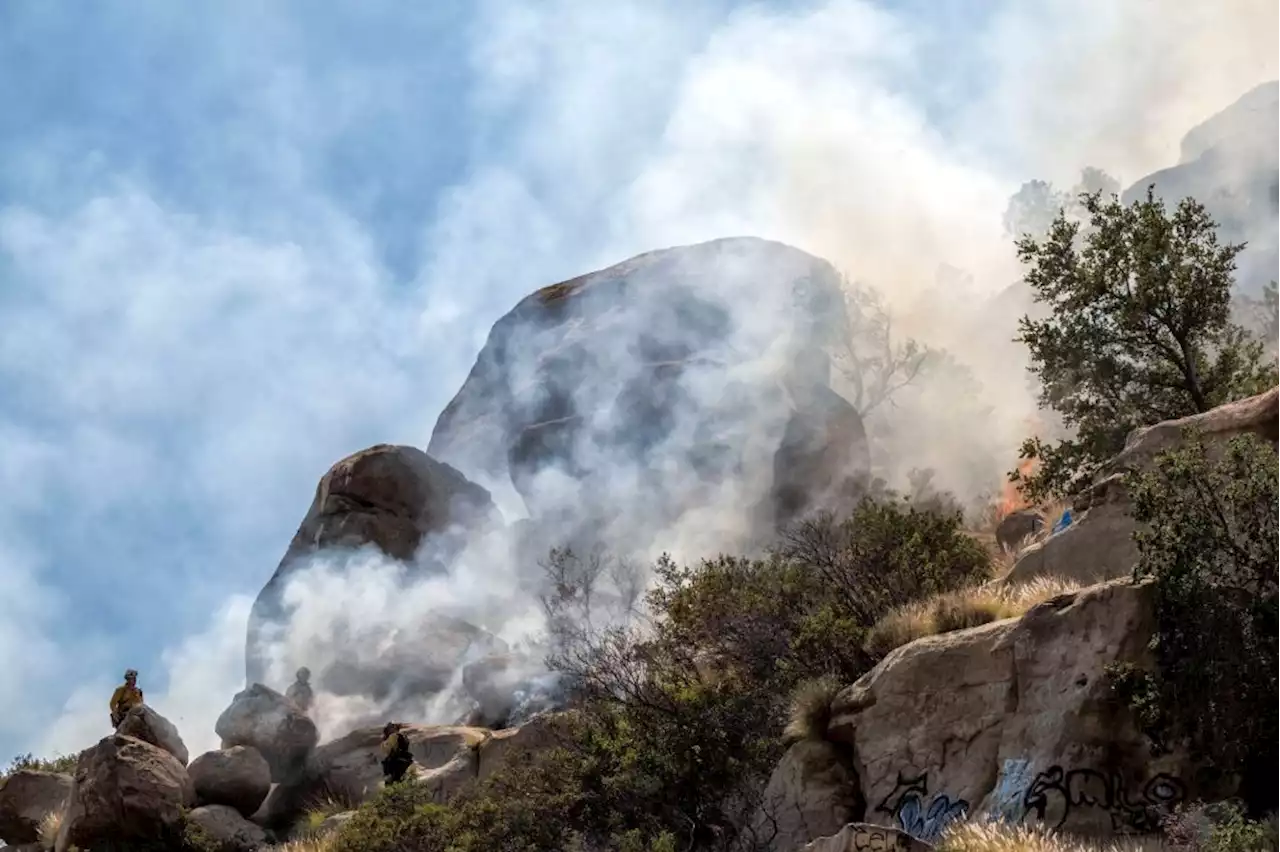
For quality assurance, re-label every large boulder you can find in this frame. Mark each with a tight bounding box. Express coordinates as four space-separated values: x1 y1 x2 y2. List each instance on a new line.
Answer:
0 770 73 845
820 580 1216 841
427 237 869 552
189 746 272 817
186 804 268 852
54 735 195 851
215 684 319 784
116 704 189 766
1007 387 1277 586
245 443 499 686
312 724 488 807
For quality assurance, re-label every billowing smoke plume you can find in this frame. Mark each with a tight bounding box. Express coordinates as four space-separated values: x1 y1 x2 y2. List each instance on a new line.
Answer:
21 0 1277 759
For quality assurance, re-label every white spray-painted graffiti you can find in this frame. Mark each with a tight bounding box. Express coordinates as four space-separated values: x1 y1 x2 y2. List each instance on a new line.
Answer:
987 758 1034 823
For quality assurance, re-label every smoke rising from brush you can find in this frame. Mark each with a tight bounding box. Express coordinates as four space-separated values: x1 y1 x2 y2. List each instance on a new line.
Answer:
21 0 1277 756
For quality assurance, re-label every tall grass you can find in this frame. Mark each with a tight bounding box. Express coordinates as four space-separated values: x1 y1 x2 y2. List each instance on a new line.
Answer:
865 577 1081 659
937 822 1163 852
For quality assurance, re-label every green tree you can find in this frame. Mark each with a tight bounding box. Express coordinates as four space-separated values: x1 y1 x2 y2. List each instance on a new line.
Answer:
1125 433 1277 816
1012 188 1276 500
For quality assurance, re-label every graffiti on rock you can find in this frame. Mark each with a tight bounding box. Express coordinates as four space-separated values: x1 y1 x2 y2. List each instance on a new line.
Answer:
1022 766 1187 833
847 826 914 852
988 758 1034 823
876 771 970 842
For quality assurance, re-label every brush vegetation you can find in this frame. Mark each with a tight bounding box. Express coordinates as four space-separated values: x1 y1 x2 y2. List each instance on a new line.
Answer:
864 577 1081 659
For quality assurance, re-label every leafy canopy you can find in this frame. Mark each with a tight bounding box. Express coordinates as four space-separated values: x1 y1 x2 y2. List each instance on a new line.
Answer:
1012 188 1276 500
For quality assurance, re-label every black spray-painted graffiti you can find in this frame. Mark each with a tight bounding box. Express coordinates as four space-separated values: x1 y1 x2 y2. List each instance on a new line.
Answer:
1022 766 1187 833
876 772 970 842
845 825 915 852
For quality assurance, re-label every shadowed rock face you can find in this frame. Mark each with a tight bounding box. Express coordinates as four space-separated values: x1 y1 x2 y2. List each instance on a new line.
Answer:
245 444 499 687
428 236 870 553
1126 81 1278 297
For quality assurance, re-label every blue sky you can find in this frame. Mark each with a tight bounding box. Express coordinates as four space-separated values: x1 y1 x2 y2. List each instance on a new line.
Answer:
0 0 1274 759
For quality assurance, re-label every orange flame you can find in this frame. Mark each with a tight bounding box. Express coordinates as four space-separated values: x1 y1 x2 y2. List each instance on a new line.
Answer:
998 416 1042 519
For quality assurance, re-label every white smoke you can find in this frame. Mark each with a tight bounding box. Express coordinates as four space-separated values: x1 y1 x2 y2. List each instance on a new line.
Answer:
18 0 1277 758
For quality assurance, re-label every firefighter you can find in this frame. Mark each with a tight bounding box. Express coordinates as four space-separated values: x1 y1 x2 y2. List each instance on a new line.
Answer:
380 722 415 785
286 666 314 714
109 669 144 728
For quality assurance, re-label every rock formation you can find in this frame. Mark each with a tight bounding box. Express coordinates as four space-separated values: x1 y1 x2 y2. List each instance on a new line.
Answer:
54 735 195 851
0 770 73 846
753 738 862 852
116 704 189 766
1006 386 1277 586
188 745 272 818
312 724 487 807
186 804 269 852
427 236 870 553
215 684 319 784
245 443 501 692
764 580 1210 848
1125 81 1278 297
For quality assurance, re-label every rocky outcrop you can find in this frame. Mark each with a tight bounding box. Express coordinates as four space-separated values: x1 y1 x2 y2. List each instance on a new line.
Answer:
312 724 488 807
246 443 499 686
186 804 268 851
0 770 72 845
215 684 319 784
1007 387 1277 585
820 580 1214 842
753 739 861 852
475 713 569 781
54 735 195 852
428 237 869 552
799 823 933 852
189 746 272 817
116 704 189 766
1126 82 1278 296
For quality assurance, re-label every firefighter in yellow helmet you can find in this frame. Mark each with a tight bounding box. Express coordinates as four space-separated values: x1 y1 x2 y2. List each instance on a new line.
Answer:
109 669 144 728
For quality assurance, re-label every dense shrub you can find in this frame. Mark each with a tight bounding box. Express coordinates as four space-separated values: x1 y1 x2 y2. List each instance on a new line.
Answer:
1122 433 1278 816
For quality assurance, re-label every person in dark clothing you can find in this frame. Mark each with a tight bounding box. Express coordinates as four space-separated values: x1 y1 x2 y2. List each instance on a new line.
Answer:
380 722 415 784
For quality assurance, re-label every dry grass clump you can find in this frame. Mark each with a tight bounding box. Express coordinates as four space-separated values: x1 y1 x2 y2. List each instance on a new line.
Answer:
38 810 63 850
937 821 1163 852
278 834 337 852
783 676 843 743
298 791 358 838
864 577 1082 659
